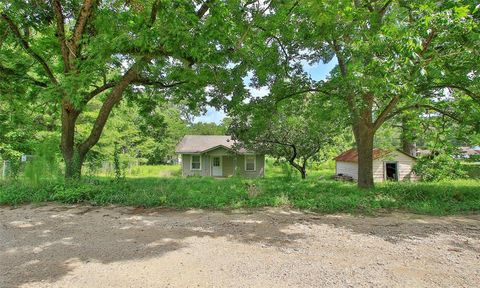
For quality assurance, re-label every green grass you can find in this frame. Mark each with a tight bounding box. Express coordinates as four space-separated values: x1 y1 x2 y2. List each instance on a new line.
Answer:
462 163 480 178
1 176 479 215
93 164 182 178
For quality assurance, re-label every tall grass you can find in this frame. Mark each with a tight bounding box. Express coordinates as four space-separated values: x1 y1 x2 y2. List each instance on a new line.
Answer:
1 176 479 215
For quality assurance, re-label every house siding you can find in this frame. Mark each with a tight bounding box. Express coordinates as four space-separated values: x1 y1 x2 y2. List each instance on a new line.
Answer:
336 161 358 180
236 154 265 178
222 156 235 176
180 150 264 178
375 152 419 181
182 154 210 177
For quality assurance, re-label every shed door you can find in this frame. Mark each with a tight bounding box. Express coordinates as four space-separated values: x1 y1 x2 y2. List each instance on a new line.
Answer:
212 156 222 176
385 162 398 181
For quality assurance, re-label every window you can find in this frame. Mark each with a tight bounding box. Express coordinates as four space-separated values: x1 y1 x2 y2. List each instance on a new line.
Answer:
191 155 201 170
245 155 256 171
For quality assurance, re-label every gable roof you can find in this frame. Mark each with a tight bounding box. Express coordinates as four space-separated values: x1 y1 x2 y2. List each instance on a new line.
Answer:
334 148 416 163
175 135 248 154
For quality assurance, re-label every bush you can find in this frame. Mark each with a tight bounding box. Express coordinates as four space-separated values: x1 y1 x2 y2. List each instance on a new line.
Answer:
413 154 467 182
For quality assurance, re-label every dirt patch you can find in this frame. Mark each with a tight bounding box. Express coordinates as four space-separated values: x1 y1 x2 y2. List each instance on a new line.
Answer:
1 204 479 287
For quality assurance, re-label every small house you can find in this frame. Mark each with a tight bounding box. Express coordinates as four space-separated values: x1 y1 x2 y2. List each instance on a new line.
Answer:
175 135 265 178
334 148 418 182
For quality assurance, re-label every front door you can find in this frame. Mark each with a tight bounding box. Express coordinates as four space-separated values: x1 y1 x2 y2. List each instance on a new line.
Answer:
212 156 222 176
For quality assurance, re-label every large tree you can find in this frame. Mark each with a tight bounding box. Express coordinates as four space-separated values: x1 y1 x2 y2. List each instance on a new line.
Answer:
285 0 479 188
0 0 252 178
230 93 347 179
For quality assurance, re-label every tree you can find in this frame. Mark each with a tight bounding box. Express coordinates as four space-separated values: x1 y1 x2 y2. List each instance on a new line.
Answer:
1 0 250 178
230 93 346 179
188 121 227 135
283 0 479 188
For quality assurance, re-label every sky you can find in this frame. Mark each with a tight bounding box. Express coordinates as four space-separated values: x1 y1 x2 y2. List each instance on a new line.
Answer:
193 58 338 124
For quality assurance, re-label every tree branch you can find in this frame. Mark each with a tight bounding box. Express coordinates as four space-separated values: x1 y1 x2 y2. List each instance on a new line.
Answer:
83 81 117 105
373 95 399 131
0 28 8 50
429 84 480 103
386 104 460 122
0 64 48 87
1 13 57 84
132 78 188 88
378 0 393 17
71 0 96 57
419 29 435 58
149 0 161 25
78 66 140 155
197 0 214 19
52 0 71 72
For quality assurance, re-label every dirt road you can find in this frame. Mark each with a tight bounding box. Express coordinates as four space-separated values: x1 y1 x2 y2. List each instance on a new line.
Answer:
1 204 479 287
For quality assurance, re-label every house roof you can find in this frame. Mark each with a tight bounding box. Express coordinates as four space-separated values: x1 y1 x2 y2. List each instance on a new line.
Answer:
175 135 248 154
459 147 480 156
334 148 416 163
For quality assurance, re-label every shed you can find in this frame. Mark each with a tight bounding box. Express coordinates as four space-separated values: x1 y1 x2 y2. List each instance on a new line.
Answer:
334 148 418 182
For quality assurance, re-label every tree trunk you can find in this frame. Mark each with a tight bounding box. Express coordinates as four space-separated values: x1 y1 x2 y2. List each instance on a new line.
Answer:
61 67 138 179
401 115 417 157
354 115 375 189
300 169 306 179
402 137 417 157
61 101 82 179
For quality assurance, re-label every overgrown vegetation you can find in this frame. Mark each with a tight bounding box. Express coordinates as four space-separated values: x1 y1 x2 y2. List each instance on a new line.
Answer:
1 176 479 216
1 160 479 215
413 154 468 182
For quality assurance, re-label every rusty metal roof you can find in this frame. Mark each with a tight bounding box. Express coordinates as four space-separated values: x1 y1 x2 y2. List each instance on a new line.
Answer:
335 148 417 162
334 148 392 163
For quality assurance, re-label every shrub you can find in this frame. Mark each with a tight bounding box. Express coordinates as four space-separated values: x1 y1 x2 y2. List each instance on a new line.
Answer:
413 154 467 182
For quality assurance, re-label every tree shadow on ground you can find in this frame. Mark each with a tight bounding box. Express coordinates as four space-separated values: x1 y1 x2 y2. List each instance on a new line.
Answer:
0 205 306 287
302 212 480 244
1 205 479 287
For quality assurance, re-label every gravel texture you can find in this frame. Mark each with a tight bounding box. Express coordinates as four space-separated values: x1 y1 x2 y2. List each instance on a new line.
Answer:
1 204 479 287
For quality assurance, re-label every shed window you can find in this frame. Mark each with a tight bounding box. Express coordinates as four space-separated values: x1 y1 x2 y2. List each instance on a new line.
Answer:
245 155 256 171
191 155 201 170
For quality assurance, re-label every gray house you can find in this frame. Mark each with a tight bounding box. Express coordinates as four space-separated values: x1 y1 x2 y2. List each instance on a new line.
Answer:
175 135 265 178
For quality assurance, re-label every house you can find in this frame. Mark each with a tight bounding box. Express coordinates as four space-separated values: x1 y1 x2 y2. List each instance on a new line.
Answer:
458 147 480 159
334 148 418 182
175 135 265 177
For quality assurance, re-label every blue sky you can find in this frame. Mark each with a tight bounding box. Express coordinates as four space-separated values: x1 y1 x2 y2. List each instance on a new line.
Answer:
193 58 338 124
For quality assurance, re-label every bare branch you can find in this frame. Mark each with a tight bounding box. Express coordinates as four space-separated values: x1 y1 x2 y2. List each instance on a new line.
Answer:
0 13 57 84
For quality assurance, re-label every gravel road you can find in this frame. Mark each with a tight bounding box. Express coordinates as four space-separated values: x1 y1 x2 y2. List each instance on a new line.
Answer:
1 204 479 287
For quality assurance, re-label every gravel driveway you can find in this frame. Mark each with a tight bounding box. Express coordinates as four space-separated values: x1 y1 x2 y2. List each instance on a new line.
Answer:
1 204 479 287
